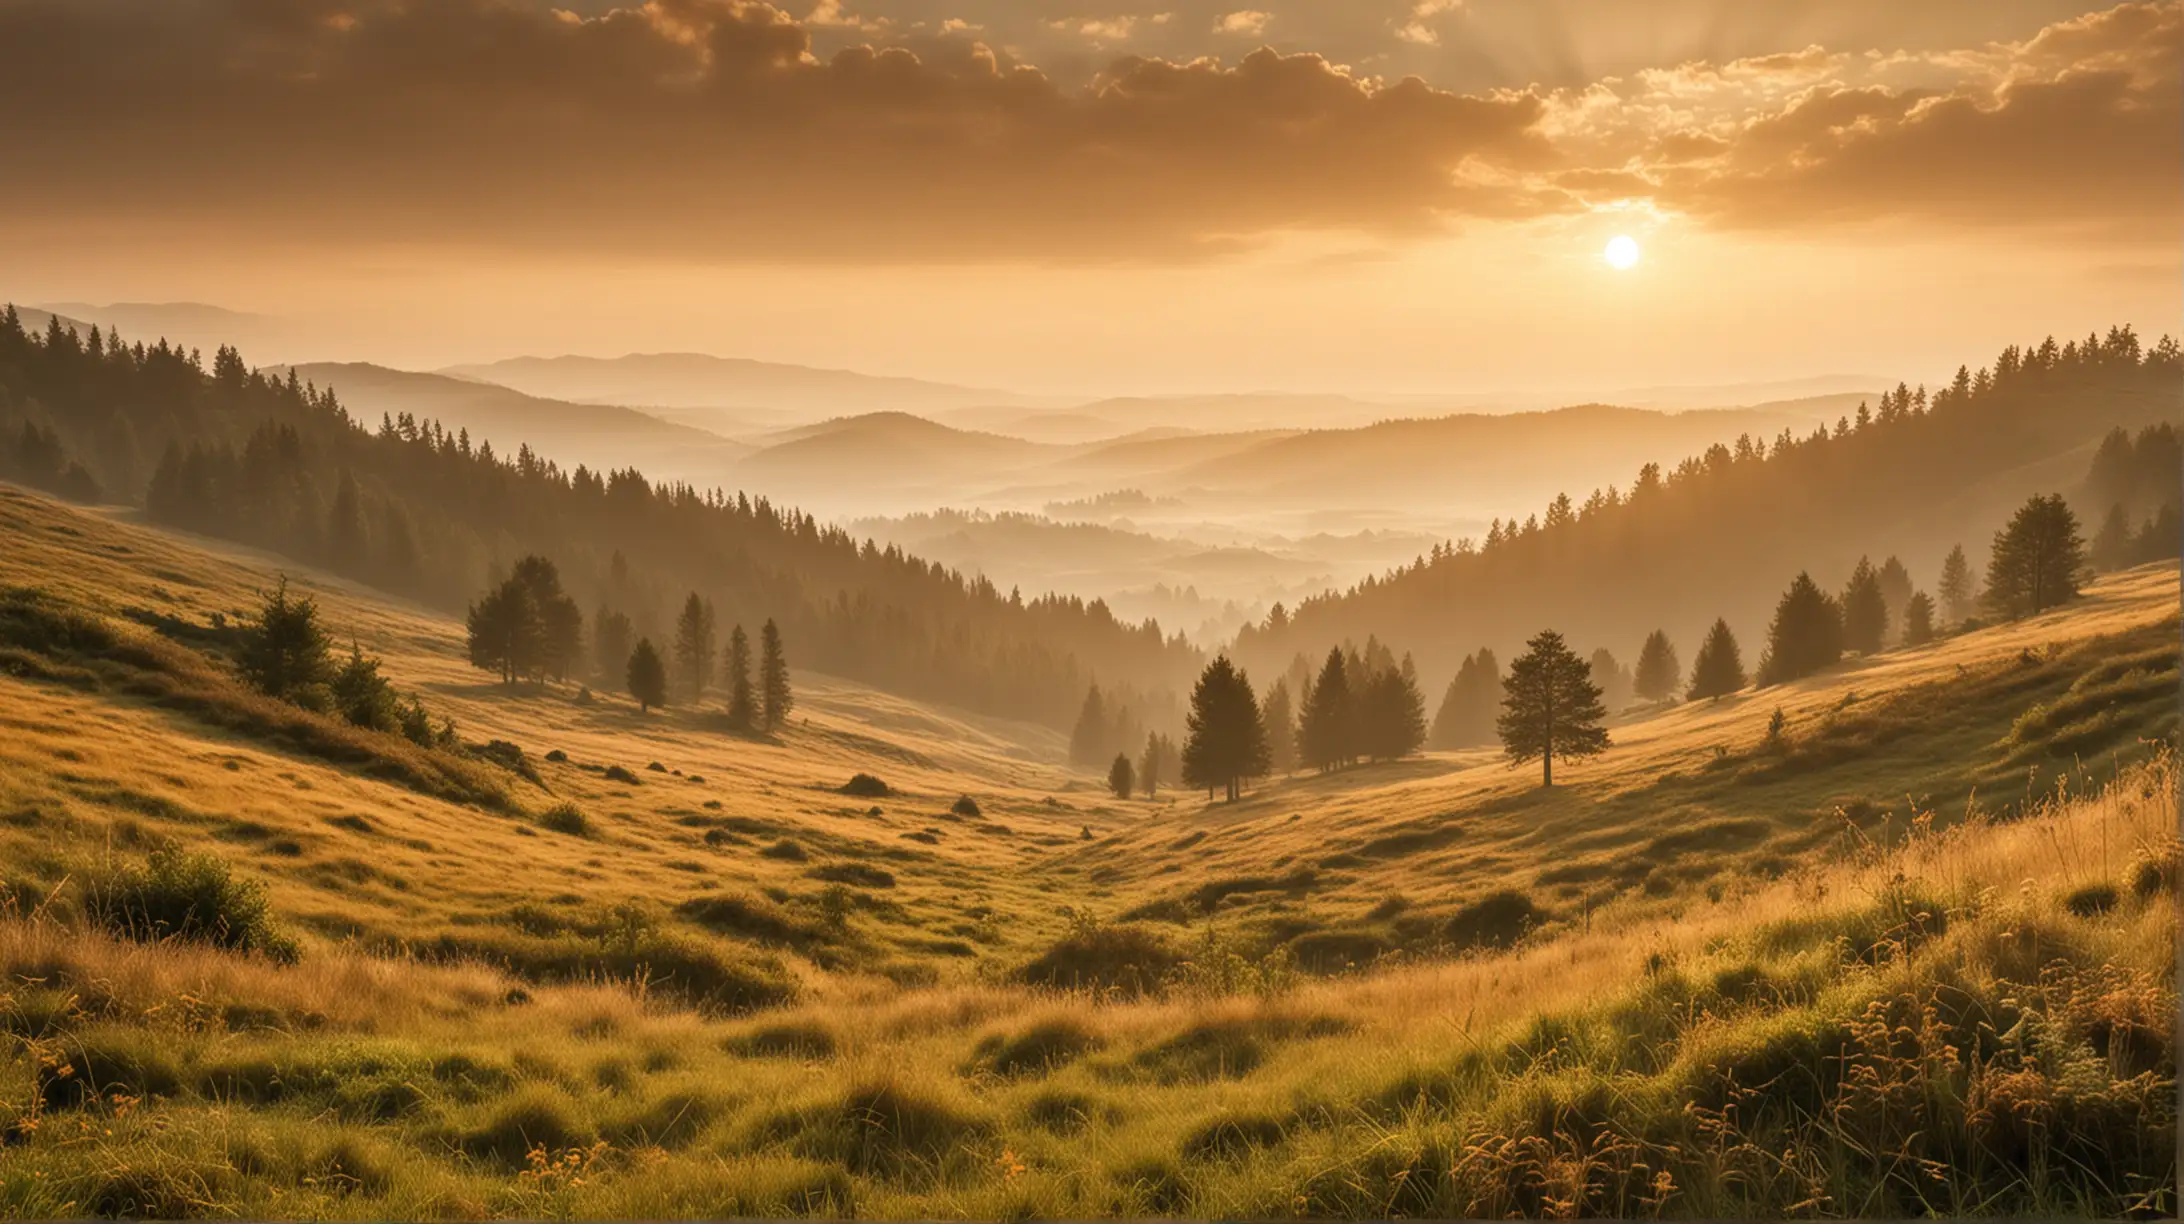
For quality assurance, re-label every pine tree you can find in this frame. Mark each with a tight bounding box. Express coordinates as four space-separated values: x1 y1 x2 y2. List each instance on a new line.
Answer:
465 579 539 685
1429 650 1501 749
239 577 332 701
512 556 584 683
1259 679 1296 774
325 470 368 572
1180 657 1269 803
1139 732 1170 799
1983 494 2086 618
1069 684 1110 769
1938 544 1976 625
1359 658 1427 761
1108 753 1136 799
1686 619 1747 700
1757 572 1845 685
760 619 793 730
592 607 633 682
2090 503 2132 572
1902 591 1937 646
1297 647 1354 771
724 624 756 729
1876 556 1914 639
1841 557 1889 655
330 641 398 731
1496 630 1609 788
1588 647 1633 711
1632 630 1679 703
672 593 716 702
627 638 668 713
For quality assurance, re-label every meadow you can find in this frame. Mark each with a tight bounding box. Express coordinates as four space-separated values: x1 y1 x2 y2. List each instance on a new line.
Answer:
0 483 2174 1218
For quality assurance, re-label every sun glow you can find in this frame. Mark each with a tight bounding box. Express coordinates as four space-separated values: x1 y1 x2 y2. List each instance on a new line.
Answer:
1604 235 1641 270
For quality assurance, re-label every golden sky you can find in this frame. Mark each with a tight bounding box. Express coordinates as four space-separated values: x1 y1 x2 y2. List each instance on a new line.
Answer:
3 0 2175 393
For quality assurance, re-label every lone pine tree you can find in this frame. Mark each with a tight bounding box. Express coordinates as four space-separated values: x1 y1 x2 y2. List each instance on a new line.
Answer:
1497 630 1608 788
626 638 668 713
1181 656 1269 803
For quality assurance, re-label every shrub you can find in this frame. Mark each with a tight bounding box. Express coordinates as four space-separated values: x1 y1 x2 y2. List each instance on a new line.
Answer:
808 863 895 889
544 749 568 763
647 761 669 773
604 765 641 785
972 1018 1104 1077
1017 922 1180 996
950 794 982 818
732 1020 839 1060
839 774 891 798
1442 890 1547 951
2131 837 2181 896
2064 882 2120 918
86 849 299 962
1180 1112 1287 1162
539 804 591 837
759 839 809 862
787 1078 993 1180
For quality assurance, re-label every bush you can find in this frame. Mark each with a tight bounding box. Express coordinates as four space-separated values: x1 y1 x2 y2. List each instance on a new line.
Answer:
2064 882 2120 918
950 794 982 818
759 839 809 862
732 1020 839 1060
972 1018 1104 1077
1017 923 1180 996
87 849 299 962
2132 838 2182 896
808 863 895 889
1442 890 1547 951
839 774 891 798
604 765 641 785
539 804 591 837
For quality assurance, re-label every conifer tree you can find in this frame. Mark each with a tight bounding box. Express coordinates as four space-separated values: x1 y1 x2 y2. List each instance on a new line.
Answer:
1429 650 1501 749
672 593 716 702
1876 556 1914 638
513 556 583 683
1841 557 1889 655
1902 591 1937 646
1757 572 1845 685
1984 494 2086 618
1108 753 1136 799
1496 630 1608 788
1632 630 1679 703
326 470 368 573
1069 684 1110 768
760 619 793 730
2091 504 2132 571
1259 679 1296 774
1359 657 1428 761
724 624 756 729
627 638 668 713
1589 647 1633 711
592 607 633 682
1296 647 1354 771
1139 732 1171 799
330 642 398 731
239 577 332 701
465 579 539 686
1686 619 1746 700
1938 544 1976 625
1180 657 1268 803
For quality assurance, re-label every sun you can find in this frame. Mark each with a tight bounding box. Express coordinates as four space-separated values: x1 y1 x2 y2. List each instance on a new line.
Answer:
1604 235 1641 270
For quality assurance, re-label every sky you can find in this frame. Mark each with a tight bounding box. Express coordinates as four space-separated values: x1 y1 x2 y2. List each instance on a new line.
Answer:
1 0 2175 396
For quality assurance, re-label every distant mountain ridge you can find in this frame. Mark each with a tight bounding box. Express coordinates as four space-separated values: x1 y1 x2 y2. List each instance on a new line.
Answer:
441 352 1044 420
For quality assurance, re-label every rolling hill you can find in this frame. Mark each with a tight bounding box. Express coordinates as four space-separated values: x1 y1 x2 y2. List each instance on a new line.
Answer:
442 352 1040 423
0 480 2172 1218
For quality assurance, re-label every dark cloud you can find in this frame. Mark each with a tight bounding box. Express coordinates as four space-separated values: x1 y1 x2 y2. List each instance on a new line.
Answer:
0 0 1554 261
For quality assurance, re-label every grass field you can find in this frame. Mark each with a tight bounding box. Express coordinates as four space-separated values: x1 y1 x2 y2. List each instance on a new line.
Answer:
0 482 2174 1218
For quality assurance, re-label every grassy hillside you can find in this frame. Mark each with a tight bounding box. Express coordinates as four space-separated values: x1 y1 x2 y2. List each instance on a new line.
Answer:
0 483 2173 1217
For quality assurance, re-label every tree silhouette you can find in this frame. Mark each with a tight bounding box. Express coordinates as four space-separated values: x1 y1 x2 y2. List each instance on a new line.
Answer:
2091 504 2133 572
1497 629 1608 788
330 642 397 731
465 579 539 686
1108 753 1135 800
1938 545 1976 625
1429 649 1500 749
761 619 793 730
1983 494 2086 618
1297 647 1354 771
1757 572 1845 686
1259 679 1296 774
1180 656 1268 803
1841 557 1889 655
239 577 332 701
1686 619 1746 700
672 593 716 702
627 638 668 713
1632 630 1679 703
1358 656 1427 761
1876 556 1914 640
1138 732 1171 799
1588 647 1632 712
512 556 583 682
1903 591 1937 646
592 607 633 683
724 624 756 730
1069 684 1110 769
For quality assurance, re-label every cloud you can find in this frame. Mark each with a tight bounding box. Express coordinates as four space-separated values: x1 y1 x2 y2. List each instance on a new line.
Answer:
1214 10 1271 36
0 0 1555 262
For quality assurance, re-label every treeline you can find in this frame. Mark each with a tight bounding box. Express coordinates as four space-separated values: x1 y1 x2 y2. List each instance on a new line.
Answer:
1235 327 2182 697
0 308 1200 727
